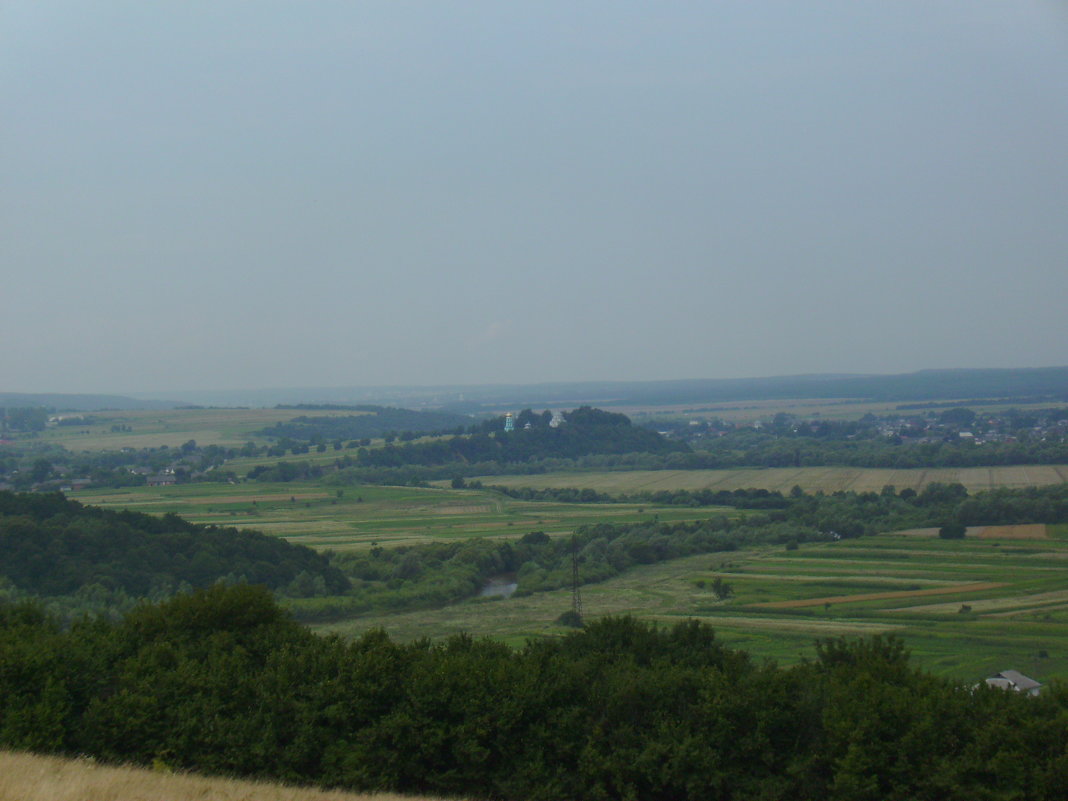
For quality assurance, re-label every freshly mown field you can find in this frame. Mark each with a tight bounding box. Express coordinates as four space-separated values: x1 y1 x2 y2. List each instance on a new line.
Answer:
0 750 450 801
70 482 735 550
476 465 1068 494
319 523 1068 682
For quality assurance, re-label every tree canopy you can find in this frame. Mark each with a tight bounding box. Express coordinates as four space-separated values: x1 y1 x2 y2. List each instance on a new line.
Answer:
0 491 350 611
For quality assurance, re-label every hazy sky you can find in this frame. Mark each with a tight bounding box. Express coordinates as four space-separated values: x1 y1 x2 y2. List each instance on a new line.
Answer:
3 2 1067 395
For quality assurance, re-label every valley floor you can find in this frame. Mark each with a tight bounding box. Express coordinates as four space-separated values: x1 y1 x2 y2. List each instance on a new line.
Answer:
319 523 1068 682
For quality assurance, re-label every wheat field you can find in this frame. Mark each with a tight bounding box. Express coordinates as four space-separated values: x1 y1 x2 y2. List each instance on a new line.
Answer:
0 751 461 801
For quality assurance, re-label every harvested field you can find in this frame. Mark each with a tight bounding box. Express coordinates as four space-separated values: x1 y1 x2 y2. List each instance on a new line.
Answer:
427 504 495 515
476 465 1068 495
894 526 988 538
977 524 1048 540
751 581 1005 610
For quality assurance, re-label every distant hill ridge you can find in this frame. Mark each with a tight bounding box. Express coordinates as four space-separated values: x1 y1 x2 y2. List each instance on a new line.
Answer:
125 366 1068 409
0 393 177 411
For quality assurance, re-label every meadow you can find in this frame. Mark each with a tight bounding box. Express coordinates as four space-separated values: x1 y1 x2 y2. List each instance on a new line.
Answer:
319 523 1068 682
38 407 345 451
476 464 1068 494
70 481 734 550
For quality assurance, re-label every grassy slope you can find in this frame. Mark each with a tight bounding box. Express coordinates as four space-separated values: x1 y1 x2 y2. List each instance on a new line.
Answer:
318 525 1068 683
0 750 458 801
474 465 1068 494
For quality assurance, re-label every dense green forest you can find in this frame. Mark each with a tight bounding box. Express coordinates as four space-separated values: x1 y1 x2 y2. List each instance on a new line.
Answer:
258 405 472 442
0 492 349 619
345 407 686 471
4 583 1068 800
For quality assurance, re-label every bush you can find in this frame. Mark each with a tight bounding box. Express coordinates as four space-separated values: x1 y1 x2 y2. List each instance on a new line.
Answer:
939 523 966 539
555 609 584 628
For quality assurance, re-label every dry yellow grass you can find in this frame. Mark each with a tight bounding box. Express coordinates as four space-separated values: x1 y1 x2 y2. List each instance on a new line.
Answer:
0 751 461 801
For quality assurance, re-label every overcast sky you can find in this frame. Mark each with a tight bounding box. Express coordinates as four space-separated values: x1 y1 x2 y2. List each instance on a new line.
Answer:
3 1 1067 395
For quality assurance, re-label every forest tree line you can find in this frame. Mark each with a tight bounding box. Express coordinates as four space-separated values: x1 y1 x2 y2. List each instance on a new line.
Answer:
0 491 349 621
3 583 1068 801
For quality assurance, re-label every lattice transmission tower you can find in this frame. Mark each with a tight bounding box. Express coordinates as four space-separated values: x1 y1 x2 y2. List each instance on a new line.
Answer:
570 534 583 623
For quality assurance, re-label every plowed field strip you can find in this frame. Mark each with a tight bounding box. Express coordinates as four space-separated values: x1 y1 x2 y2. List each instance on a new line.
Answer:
750 581 1005 609
987 602 1068 618
709 572 971 585
889 588 1068 614
407 505 494 515
660 615 903 635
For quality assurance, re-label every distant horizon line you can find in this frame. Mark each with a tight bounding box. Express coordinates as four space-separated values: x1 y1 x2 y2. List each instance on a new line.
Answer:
124 363 1068 399
4 364 1067 403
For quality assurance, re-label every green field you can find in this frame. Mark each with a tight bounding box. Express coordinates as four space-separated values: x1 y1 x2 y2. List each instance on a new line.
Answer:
319 523 1068 682
69 481 735 550
474 465 1068 494
66 469 1068 685
39 408 342 451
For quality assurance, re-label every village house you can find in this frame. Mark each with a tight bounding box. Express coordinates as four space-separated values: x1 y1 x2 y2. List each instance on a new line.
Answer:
985 670 1042 696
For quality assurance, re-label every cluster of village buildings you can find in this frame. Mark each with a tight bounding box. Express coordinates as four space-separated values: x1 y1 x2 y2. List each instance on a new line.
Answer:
658 407 1068 447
